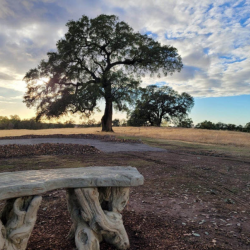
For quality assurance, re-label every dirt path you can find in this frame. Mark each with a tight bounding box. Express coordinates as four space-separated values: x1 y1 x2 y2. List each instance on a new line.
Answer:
0 138 166 152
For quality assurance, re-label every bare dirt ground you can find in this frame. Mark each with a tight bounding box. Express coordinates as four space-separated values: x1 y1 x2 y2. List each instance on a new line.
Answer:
0 136 250 249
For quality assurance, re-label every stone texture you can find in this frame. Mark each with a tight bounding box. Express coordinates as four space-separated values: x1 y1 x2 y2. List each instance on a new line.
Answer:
0 167 144 200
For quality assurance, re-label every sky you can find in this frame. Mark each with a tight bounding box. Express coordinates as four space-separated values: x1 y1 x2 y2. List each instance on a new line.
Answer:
0 0 249 125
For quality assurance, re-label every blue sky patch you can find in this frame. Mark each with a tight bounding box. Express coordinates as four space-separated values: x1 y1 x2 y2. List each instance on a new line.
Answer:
112 7 125 15
239 15 250 27
184 65 201 72
22 38 33 46
219 2 231 9
165 34 178 40
205 4 213 13
189 7 195 15
191 95 250 125
32 1 69 23
154 82 166 87
219 55 247 64
145 31 158 39
203 48 210 54
235 0 246 8
204 32 213 37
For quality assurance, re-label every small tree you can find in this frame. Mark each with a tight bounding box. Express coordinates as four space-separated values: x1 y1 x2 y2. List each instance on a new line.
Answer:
195 120 216 130
128 85 194 126
9 115 21 129
23 14 183 132
120 119 127 126
236 125 243 132
177 118 193 128
215 122 228 130
245 122 250 132
127 109 148 126
64 119 75 128
0 116 12 129
112 119 120 127
227 123 237 131
82 118 98 127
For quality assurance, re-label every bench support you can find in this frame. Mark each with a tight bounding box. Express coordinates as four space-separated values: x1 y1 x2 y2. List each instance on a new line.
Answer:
0 196 42 250
67 187 130 250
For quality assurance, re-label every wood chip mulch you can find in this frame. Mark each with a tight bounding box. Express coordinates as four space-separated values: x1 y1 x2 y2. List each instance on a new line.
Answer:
0 134 142 143
0 143 100 158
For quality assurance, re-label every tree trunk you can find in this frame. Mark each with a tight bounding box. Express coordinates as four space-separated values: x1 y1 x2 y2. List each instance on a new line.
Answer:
101 97 113 132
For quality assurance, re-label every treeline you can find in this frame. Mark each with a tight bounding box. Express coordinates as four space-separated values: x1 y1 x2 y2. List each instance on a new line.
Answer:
0 115 128 130
80 119 127 127
195 120 250 132
2 115 249 133
114 118 250 133
0 115 75 130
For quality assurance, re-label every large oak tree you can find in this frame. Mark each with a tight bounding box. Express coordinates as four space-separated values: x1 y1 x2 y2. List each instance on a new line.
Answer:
23 14 183 131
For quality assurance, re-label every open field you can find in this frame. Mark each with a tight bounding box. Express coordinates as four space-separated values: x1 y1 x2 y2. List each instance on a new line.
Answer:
0 129 250 249
0 126 250 147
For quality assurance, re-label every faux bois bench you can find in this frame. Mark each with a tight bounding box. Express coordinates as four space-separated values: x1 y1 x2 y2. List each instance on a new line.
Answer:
0 166 144 250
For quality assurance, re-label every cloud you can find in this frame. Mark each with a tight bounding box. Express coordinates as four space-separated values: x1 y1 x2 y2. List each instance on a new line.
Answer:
0 72 15 80
0 0 249 103
0 87 23 98
183 49 211 69
0 100 15 104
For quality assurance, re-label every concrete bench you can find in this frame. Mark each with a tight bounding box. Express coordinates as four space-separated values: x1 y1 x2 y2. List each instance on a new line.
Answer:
0 166 144 250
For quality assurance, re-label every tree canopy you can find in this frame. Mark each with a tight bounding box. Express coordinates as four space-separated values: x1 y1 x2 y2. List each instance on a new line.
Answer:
23 14 183 131
127 85 194 126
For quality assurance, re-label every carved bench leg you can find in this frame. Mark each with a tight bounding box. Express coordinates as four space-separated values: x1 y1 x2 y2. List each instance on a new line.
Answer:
67 189 101 250
108 187 130 213
67 187 130 250
0 196 42 250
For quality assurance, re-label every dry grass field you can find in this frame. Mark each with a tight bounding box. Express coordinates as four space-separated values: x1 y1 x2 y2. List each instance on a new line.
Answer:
0 126 250 147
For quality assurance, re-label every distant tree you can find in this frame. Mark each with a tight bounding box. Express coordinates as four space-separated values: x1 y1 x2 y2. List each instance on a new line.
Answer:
215 122 228 130
236 125 243 132
127 106 149 126
196 121 250 132
64 119 75 128
0 116 12 129
23 14 183 132
112 119 120 127
81 118 98 127
120 119 128 126
195 120 216 130
177 118 193 128
227 123 237 131
245 122 250 132
0 115 76 130
128 85 194 126
160 120 170 127
9 115 21 129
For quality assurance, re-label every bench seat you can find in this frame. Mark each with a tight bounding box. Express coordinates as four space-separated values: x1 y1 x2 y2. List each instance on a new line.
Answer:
0 166 144 200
